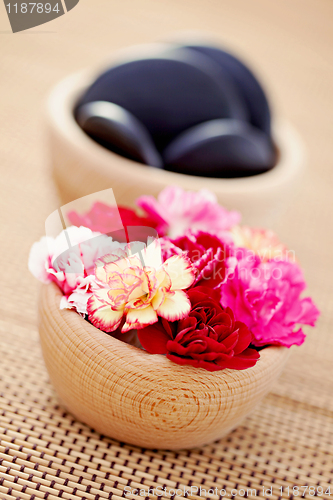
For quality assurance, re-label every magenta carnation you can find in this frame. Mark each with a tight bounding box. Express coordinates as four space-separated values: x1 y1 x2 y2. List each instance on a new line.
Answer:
220 251 320 347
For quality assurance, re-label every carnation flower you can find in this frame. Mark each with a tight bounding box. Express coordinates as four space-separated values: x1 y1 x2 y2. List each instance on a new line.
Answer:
87 239 196 333
138 287 260 371
162 231 236 288
231 226 293 262
137 186 240 238
28 226 125 313
60 275 100 316
220 252 320 347
28 187 320 373
68 201 158 235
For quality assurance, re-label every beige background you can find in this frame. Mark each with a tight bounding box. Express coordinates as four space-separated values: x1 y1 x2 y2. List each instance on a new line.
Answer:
0 1 332 498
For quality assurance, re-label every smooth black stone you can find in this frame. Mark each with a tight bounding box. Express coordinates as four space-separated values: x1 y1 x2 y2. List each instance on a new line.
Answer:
184 45 272 136
163 119 276 178
76 101 163 168
78 47 248 151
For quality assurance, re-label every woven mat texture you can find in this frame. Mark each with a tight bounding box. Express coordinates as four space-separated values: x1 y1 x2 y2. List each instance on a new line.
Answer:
1 0 333 498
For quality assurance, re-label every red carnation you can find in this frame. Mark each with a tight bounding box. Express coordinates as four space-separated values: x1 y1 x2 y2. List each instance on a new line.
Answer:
138 287 260 372
68 201 158 234
162 232 234 288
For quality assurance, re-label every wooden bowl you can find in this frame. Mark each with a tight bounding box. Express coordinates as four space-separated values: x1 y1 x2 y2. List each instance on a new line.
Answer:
46 69 305 227
38 283 290 450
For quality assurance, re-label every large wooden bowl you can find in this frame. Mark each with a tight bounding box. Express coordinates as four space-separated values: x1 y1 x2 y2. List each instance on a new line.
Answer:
46 67 305 227
38 283 290 450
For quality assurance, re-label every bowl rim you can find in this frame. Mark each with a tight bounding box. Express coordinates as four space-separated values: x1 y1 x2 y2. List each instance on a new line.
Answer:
46 68 305 196
40 282 289 389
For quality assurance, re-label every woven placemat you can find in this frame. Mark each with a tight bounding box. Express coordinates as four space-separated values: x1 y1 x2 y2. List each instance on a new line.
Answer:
1 324 333 500
1 0 333 498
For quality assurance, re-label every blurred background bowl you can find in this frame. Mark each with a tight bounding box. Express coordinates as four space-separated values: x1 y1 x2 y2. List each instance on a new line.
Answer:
46 68 305 227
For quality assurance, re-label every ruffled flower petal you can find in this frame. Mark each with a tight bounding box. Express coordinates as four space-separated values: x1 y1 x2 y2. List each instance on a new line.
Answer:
221 254 320 347
137 320 173 354
151 288 166 310
163 254 196 290
156 290 191 321
124 305 158 328
137 186 240 238
88 243 194 330
231 225 292 262
87 288 123 332
28 237 54 284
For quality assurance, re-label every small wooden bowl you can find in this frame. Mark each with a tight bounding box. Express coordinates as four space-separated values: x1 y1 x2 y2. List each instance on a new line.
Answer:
46 69 305 227
38 283 290 450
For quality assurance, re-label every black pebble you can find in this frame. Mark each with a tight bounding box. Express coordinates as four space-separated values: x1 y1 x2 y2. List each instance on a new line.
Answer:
184 44 272 136
163 119 276 178
78 47 248 151
76 101 163 168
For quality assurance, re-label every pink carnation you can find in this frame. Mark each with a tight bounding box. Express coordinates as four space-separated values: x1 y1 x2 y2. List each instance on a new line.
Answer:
137 186 240 238
220 251 320 347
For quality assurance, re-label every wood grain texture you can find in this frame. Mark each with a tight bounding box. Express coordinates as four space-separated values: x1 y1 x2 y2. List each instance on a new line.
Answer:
38 282 289 450
46 71 305 227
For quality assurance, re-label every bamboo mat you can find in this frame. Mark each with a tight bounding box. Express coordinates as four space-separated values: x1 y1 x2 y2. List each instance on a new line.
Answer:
1 0 333 498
